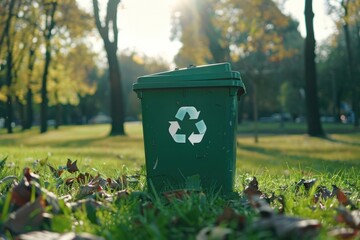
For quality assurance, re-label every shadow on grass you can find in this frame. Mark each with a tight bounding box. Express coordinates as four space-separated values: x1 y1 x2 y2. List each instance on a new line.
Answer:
324 136 360 147
237 142 359 173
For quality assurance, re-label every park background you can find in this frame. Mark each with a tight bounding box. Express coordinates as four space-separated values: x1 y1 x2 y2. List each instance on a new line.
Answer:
0 0 359 135
0 0 359 239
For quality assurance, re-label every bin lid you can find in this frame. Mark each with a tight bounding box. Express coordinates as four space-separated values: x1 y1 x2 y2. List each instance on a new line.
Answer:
133 62 245 94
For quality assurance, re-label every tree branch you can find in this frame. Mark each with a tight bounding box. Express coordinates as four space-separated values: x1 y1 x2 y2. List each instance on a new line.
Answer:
92 0 108 41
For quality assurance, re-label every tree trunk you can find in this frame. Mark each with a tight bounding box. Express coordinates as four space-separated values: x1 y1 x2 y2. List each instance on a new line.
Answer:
106 45 125 135
55 103 61 129
17 98 25 131
25 87 33 129
252 79 259 143
40 43 51 133
40 2 57 133
5 28 13 134
304 0 325 137
93 0 125 135
0 0 15 56
342 1 358 127
25 48 36 130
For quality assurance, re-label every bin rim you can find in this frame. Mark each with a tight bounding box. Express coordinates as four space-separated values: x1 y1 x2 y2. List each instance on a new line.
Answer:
133 62 245 94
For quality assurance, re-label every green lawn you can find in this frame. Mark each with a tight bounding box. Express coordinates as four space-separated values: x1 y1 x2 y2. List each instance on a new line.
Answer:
1 123 359 175
0 124 359 239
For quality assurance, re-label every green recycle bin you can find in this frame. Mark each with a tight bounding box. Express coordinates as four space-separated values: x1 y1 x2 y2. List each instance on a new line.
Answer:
133 63 245 194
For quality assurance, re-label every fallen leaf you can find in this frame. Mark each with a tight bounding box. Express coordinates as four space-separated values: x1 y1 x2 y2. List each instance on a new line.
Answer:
4 196 50 235
252 195 274 218
277 195 286 214
67 199 105 213
107 178 122 191
77 183 100 199
59 194 72 202
115 189 130 201
303 178 317 191
332 185 355 209
243 177 262 198
17 231 105 240
254 215 321 239
336 208 360 230
162 189 201 202
328 228 359 239
66 159 79 173
314 185 332 203
11 177 42 207
77 172 94 185
23 167 40 184
41 187 61 214
215 207 245 230
295 178 317 192
47 164 63 178
196 226 232 240
295 179 305 192
65 178 75 186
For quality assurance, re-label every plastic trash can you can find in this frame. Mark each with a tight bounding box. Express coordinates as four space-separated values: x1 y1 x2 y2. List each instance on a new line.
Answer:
133 63 245 193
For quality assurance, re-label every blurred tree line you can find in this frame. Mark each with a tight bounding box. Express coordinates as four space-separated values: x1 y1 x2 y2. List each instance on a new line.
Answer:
171 0 360 136
0 0 168 134
0 0 359 135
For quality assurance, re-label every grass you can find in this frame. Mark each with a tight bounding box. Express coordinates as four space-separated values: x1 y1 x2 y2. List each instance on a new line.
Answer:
1 123 359 174
0 123 359 239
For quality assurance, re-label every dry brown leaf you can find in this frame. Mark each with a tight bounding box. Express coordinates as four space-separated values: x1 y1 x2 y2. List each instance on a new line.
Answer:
11 177 42 207
314 185 332 204
77 172 94 184
23 167 40 184
243 177 262 198
77 183 100 199
332 185 356 209
303 179 317 191
67 198 105 213
336 208 360 230
162 189 201 202
115 189 130 201
107 178 122 191
215 207 245 230
47 164 63 178
67 159 79 173
4 196 50 235
254 215 321 239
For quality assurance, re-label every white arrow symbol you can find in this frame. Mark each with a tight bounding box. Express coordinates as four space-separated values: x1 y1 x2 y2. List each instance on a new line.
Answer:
169 121 180 136
175 106 201 120
195 120 206 134
188 132 205 145
168 121 186 143
173 134 186 143
188 120 207 145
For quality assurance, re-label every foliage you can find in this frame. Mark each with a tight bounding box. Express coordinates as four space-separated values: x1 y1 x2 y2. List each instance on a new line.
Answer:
171 0 304 120
0 0 98 132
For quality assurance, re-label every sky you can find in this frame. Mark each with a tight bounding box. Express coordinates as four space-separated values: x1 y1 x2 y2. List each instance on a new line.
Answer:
84 0 335 64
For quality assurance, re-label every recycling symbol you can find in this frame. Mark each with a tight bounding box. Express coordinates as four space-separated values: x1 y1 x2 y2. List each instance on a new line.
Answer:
168 106 207 145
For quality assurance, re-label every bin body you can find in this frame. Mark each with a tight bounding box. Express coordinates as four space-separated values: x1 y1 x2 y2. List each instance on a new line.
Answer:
133 63 245 193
